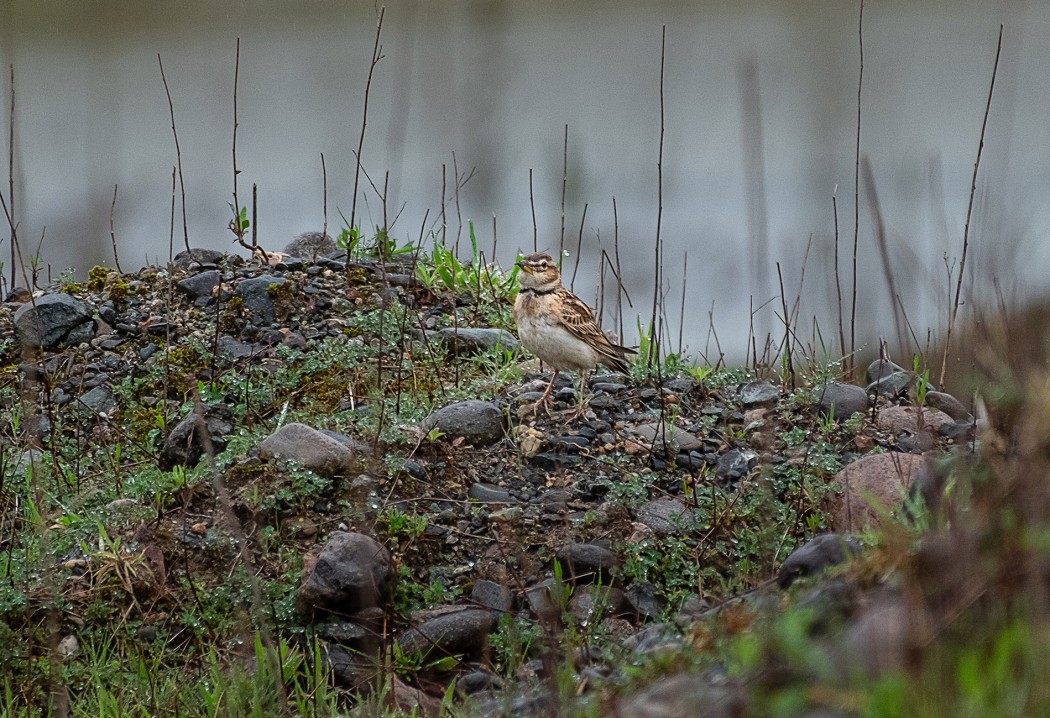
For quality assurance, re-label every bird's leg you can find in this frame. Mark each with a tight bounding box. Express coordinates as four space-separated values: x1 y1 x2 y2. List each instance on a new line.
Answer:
570 371 589 419
530 369 559 414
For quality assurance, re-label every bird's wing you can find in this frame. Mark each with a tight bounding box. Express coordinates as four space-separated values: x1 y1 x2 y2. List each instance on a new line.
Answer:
555 288 637 366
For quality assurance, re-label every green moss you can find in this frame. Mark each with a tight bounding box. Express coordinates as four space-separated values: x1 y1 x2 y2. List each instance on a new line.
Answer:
266 280 294 322
107 278 130 303
87 265 110 291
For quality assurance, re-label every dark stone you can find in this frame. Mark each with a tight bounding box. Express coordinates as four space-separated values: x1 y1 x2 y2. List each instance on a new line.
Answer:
79 384 117 415
216 334 261 360
866 370 914 398
569 585 625 624
925 390 971 421
235 275 289 324
738 380 780 405
531 451 583 470
14 293 95 349
624 582 665 621
402 459 427 480
623 623 682 656
422 400 504 446
396 607 498 659
617 673 744 718
662 377 697 394
636 498 696 536
158 404 235 470
940 420 975 441
434 327 519 354
296 531 394 617
552 434 591 450
556 543 619 584
525 579 562 623
319 621 370 644
469 483 513 503
715 448 756 482
778 533 860 588
258 423 365 477
175 270 220 300
817 382 869 420
173 248 224 268
284 231 338 259
471 580 513 613
591 382 628 393
866 358 906 385
675 595 710 624
457 671 503 696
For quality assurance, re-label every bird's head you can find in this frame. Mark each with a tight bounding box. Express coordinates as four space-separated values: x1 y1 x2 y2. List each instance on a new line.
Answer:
516 252 561 291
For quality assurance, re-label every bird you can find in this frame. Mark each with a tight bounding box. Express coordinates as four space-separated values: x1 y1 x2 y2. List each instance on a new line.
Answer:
512 252 635 417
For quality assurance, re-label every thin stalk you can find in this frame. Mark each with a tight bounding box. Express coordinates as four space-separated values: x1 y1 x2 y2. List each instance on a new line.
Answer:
157 54 190 253
940 23 1003 386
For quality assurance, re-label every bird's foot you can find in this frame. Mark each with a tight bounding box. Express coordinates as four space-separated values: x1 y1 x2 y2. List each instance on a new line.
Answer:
526 395 554 417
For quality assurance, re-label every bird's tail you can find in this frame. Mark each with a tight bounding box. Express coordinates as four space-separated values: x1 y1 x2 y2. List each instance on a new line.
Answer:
601 342 637 374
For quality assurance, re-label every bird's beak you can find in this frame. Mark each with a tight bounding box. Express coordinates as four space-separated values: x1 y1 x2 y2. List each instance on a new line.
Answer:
515 259 526 271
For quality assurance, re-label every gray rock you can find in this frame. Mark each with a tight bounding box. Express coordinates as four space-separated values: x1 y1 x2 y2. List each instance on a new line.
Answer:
866 358 906 385
434 327 519 354
675 595 710 624
715 448 756 482
158 404 234 470
778 534 860 588
175 270 220 300
625 582 665 621
284 231 338 260
456 671 503 696
817 382 869 420
422 400 504 446
297 531 394 617
216 334 261 360
617 673 744 718
173 248 224 268
837 595 908 679
636 498 697 536
622 622 682 655
79 384 117 415
319 621 370 644
569 584 625 625
317 428 372 453
632 422 703 455
469 482 514 503
555 542 619 584
14 293 95 350
471 580 513 613
235 275 289 324
258 422 365 477
662 377 697 394
866 370 915 398
396 607 498 659
738 380 780 405
925 390 971 421
525 579 563 623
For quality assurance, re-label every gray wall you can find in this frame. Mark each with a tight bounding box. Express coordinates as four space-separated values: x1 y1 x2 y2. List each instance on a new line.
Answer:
1 1 1045 359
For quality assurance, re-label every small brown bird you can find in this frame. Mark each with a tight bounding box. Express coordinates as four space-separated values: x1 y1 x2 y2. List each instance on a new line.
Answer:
513 252 635 416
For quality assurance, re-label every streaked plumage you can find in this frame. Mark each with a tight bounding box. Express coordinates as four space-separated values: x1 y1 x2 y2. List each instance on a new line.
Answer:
512 252 634 415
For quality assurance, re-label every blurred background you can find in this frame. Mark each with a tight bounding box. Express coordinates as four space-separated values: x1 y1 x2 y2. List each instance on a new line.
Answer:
1 0 1047 362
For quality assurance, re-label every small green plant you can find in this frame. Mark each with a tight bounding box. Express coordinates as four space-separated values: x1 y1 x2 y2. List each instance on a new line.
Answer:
913 354 930 407
379 507 429 544
415 222 520 303
227 203 250 238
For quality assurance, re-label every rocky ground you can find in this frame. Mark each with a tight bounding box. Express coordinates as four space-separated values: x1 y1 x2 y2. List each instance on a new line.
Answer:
0 245 1009 716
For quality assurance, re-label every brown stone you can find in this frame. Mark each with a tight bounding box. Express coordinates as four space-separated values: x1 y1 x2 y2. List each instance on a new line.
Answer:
876 405 954 435
827 452 927 531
